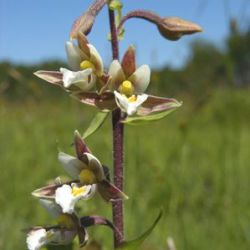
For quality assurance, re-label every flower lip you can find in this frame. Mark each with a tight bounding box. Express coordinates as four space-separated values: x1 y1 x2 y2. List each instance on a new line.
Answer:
60 67 94 91
55 184 93 214
114 91 148 116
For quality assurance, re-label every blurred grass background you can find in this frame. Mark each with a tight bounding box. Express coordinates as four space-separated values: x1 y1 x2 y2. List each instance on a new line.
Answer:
1 88 250 250
1 21 250 250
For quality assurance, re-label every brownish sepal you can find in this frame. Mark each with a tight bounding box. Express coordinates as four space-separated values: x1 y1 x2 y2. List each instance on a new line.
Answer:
158 17 202 41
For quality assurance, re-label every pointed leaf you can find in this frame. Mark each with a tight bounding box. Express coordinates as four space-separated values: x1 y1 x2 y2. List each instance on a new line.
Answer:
82 112 109 139
116 210 163 250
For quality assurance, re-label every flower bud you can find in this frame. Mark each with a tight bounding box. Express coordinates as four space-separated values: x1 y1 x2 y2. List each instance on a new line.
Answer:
157 17 202 41
70 0 107 39
71 13 95 39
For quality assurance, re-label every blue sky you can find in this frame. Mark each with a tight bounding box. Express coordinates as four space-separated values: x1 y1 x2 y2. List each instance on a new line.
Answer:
0 0 249 68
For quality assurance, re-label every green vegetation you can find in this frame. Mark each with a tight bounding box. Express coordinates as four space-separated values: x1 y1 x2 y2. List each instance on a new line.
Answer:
1 88 250 250
1 21 250 250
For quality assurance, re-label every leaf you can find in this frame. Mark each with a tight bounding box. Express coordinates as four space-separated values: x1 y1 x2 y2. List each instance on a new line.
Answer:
82 112 109 139
116 210 163 250
122 104 181 125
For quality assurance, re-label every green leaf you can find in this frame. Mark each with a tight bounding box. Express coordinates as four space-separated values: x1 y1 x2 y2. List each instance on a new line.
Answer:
122 106 181 126
82 112 109 139
116 210 163 250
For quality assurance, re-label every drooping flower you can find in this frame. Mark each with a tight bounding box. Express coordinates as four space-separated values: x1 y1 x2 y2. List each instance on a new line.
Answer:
26 227 76 250
58 130 128 201
107 46 183 118
32 179 96 215
32 131 127 203
26 198 116 249
35 37 181 120
74 45 182 119
34 32 104 93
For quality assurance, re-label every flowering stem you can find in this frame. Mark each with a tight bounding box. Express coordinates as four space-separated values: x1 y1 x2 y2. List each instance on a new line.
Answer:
117 10 163 33
108 5 124 248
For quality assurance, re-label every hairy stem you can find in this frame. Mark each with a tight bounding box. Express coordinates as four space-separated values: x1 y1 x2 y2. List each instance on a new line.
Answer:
117 9 162 33
108 5 124 248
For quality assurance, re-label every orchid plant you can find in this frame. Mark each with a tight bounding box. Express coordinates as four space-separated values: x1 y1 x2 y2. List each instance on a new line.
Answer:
28 0 202 249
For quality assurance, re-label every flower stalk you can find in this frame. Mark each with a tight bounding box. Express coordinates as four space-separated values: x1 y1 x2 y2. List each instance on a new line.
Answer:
108 5 125 247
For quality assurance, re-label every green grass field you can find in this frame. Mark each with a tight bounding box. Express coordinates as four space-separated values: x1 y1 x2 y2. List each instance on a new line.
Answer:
1 89 250 250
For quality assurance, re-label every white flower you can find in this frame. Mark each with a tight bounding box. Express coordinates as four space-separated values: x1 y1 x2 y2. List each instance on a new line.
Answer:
65 41 103 73
114 91 148 116
60 40 104 91
108 60 151 94
26 228 47 250
55 184 93 214
26 228 76 250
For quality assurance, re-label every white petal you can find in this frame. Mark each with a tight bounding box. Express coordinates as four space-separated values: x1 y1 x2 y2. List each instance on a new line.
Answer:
58 152 87 179
128 65 151 94
27 228 47 250
108 60 126 90
55 185 75 214
60 68 95 91
55 184 93 214
65 41 82 71
39 199 62 218
127 94 148 116
88 44 104 74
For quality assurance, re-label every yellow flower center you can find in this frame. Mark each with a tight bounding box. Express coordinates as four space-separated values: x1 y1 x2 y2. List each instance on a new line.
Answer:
119 80 134 97
57 214 74 229
72 186 88 197
127 95 137 103
80 60 96 71
79 169 97 184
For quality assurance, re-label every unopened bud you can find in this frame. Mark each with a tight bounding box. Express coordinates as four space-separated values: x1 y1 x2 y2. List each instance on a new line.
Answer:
71 13 95 39
70 0 107 39
158 17 202 41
